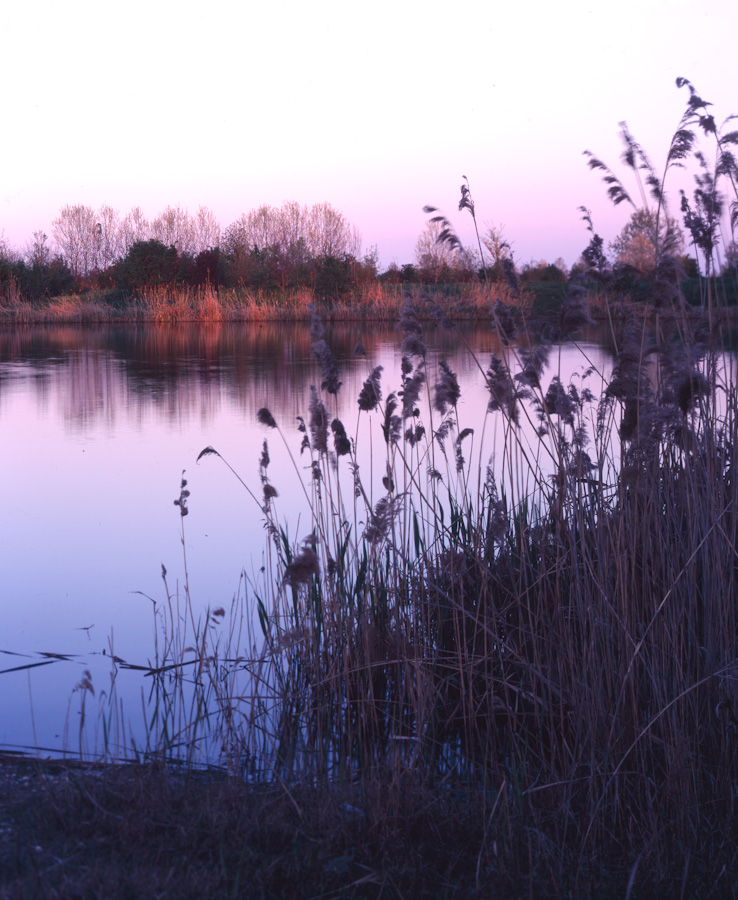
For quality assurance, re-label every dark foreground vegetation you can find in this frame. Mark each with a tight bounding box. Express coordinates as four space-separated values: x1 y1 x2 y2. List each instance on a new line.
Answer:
7 746 735 900
3 78 738 899
0 756 557 899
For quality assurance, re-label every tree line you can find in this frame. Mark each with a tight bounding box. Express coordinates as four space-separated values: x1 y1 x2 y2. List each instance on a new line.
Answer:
1 197 730 305
0 202 377 301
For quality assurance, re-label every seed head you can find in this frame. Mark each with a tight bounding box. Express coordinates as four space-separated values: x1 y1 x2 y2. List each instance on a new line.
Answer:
331 418 351 456
358 366 383 412
257 408 277 429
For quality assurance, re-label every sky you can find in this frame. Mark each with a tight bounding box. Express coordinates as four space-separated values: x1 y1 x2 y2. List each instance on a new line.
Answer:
1 0 736 271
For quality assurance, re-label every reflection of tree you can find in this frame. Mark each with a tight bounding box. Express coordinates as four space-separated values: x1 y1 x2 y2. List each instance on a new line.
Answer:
0 325 365 429
0 323 530 432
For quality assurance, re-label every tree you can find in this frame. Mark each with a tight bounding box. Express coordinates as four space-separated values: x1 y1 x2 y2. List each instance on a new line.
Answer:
113 240 179 292
222 202 362 290
224 202 360 260
184 248 222 289
609 208 685 273
481 224 512 280
24 231 52 268
314 254 354 299
358 245 379 283
552 257 570 279
304 202 361 258
0 231 14 262
192 206 220 254
52 204 97 277
224 205 283 255
120 207 151 253
520 260 567 283
52 204 128 276
414 220 475 282
151 205 197 255
95 204 122 271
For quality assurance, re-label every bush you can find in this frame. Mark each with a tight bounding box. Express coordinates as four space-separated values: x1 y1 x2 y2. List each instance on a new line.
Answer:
0 255 75 302
113 240 180 293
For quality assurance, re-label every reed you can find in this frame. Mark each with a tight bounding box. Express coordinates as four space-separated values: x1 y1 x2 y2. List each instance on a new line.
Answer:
94 280 730 893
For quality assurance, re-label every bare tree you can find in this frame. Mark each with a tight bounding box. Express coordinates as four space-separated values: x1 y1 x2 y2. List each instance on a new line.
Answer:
252 205 281 249
553 257 570 279
305 202 360 257
193 206 221 254
0 230 17 262
277 200 304 249
481 223 512 279
120 207 151 253
52 204 97 277
220 200 364 295
222 215 249 255
24 231 53 268
223 206 279 252
415 220 473 280
151 205 196 254
95 204 122 270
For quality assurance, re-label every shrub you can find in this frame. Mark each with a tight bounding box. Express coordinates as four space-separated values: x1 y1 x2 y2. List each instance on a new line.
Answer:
114 240 180 292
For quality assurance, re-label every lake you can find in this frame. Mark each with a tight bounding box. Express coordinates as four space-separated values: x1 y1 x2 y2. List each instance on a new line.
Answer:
0 319 616 759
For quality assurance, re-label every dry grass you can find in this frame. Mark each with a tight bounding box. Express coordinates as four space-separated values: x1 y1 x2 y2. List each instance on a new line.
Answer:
0 293 124 323
57 291 733 897
0 281 530 325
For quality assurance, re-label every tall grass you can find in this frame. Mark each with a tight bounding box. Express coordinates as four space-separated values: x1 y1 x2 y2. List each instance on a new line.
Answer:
0 281 529 324
72 80 738 890
107 284 738 890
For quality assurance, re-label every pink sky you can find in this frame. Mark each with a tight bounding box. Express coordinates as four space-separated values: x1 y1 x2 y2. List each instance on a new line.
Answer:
1 0 736 271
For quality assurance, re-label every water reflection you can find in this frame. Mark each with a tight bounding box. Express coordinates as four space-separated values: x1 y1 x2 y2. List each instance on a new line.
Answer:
3 321 584 424
0 320 616 758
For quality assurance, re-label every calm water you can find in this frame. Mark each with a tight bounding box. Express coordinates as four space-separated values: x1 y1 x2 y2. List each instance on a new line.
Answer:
0 321 615 757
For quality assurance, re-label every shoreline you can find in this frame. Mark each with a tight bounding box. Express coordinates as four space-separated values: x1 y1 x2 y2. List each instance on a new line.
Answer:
3 756 732 899
0 288 735 327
